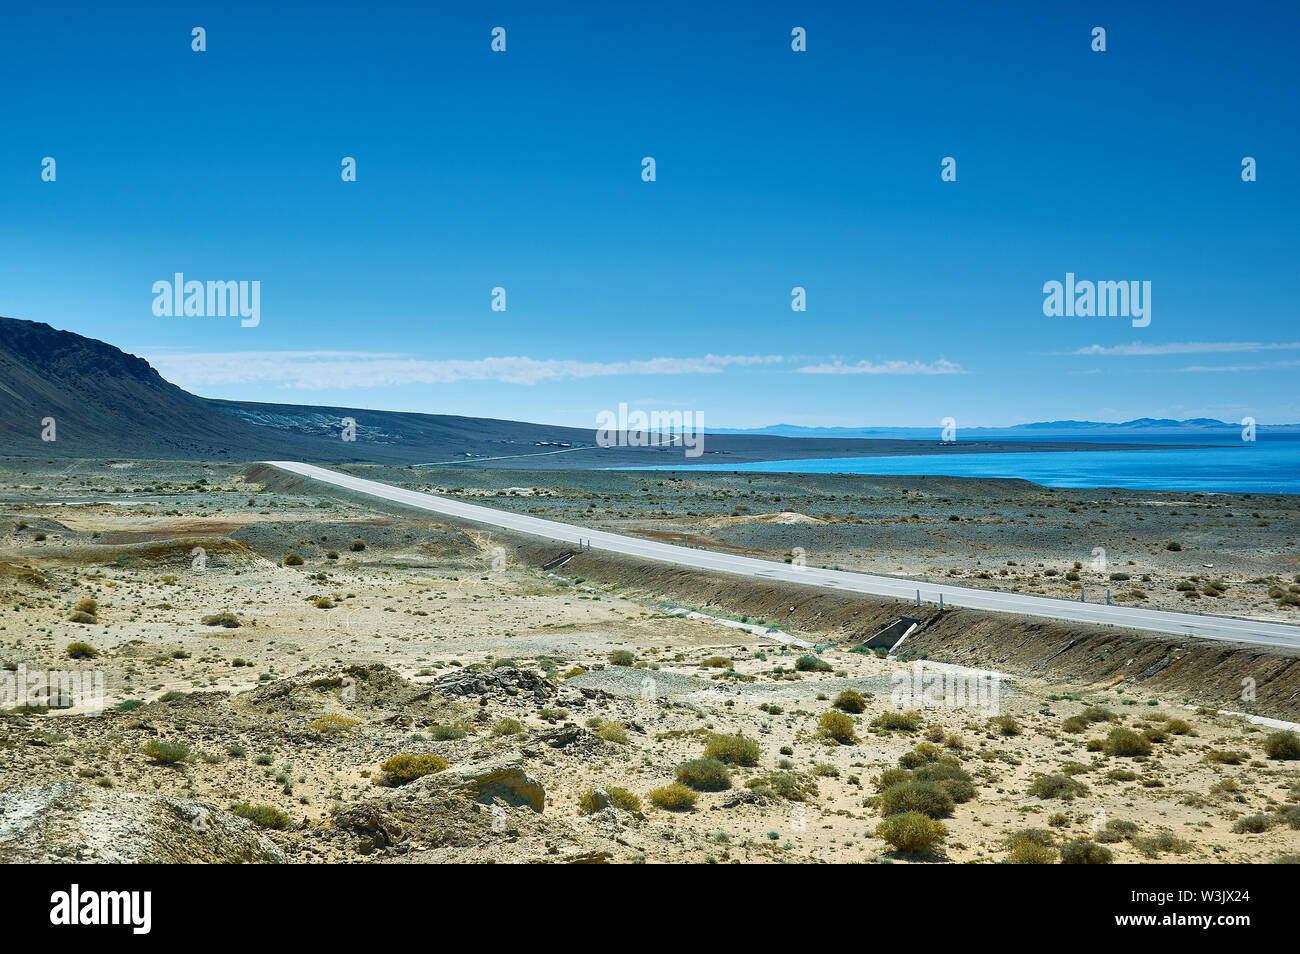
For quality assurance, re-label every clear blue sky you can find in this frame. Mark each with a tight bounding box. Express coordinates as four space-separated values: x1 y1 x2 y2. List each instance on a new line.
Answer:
2 1 1297 427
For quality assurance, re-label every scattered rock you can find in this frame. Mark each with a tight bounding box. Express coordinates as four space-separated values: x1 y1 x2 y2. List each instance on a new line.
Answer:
535 724 610 754
429 666 556 703
332 805 402 854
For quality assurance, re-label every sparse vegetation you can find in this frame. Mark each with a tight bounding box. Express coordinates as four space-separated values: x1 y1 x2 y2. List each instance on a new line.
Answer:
1103 727 1153 757
648 782 697 811
818 711 858 744
875 812 947 855
871 710 922 732
201 611 242 628
1060 838 1113 864
878 780 954 818
1263 730 1300 760
229 803 291 829
577 786 642 814
675 758 732 791
143 740 190 764
379 753 448 784
703 733 761 766
310 715 359 734
833 689 867 713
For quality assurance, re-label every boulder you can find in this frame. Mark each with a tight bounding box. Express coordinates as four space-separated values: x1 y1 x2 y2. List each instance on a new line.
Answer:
417 752 545 812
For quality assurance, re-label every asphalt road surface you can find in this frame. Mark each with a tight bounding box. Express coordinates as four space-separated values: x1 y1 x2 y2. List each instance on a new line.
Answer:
267 461 1300 649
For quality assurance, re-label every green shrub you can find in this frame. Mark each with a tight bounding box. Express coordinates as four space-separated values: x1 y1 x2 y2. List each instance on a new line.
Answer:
430 724 468 741
350 539 366 551
1263 731 1300 760
704 733 761 766
1005 829 1057 864
1060 842 1112 868
989 715 1021 736
310 714 358 734
229 803 291 830
1027 773 1089 800
143 740 190 764
577 786 642 814
747 771 818 802
913 762 976 802
795 655 832 673
491 717 525 737
699 656 732 669
282 552 305 566
871 710 922 731
1165 718 1193 735
874 767 911 792
1205 749 1247 765
898 743 943 769
648 782 697 811
608 650 635 666
878 780 953 818
1096 819 1139 843
833 689 867 713
1232 814 1272 834
65 642 98 659
201 611 242 628
675 758 731 791
1103 727 1153 757
594 720 629 744
875 812 947 855
1132 831 1191 858
818 710 857 744
379 753 448 783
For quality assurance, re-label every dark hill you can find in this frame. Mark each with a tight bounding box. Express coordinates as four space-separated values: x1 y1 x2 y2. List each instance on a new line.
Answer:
0 316 1180 467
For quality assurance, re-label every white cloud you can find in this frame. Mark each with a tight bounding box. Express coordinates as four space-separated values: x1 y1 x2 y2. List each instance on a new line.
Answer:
142 350 786 389
1073 341 1300 356
794 359 964 375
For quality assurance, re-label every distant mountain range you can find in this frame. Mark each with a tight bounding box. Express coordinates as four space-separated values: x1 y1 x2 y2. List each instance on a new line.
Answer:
1 316 1259 466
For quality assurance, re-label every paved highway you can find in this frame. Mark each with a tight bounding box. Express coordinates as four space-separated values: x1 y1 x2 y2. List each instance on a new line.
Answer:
266 461 1300 649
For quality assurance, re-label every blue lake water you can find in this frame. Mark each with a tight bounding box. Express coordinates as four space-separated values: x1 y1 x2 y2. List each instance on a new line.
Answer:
638 437 1300 494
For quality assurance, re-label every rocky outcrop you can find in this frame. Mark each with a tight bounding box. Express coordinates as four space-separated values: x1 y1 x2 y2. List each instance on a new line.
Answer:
0 783 286 863
429 666 557 704
416 752 545 812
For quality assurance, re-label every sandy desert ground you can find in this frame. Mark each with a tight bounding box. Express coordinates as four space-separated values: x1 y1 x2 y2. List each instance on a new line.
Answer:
1 457 1298 864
